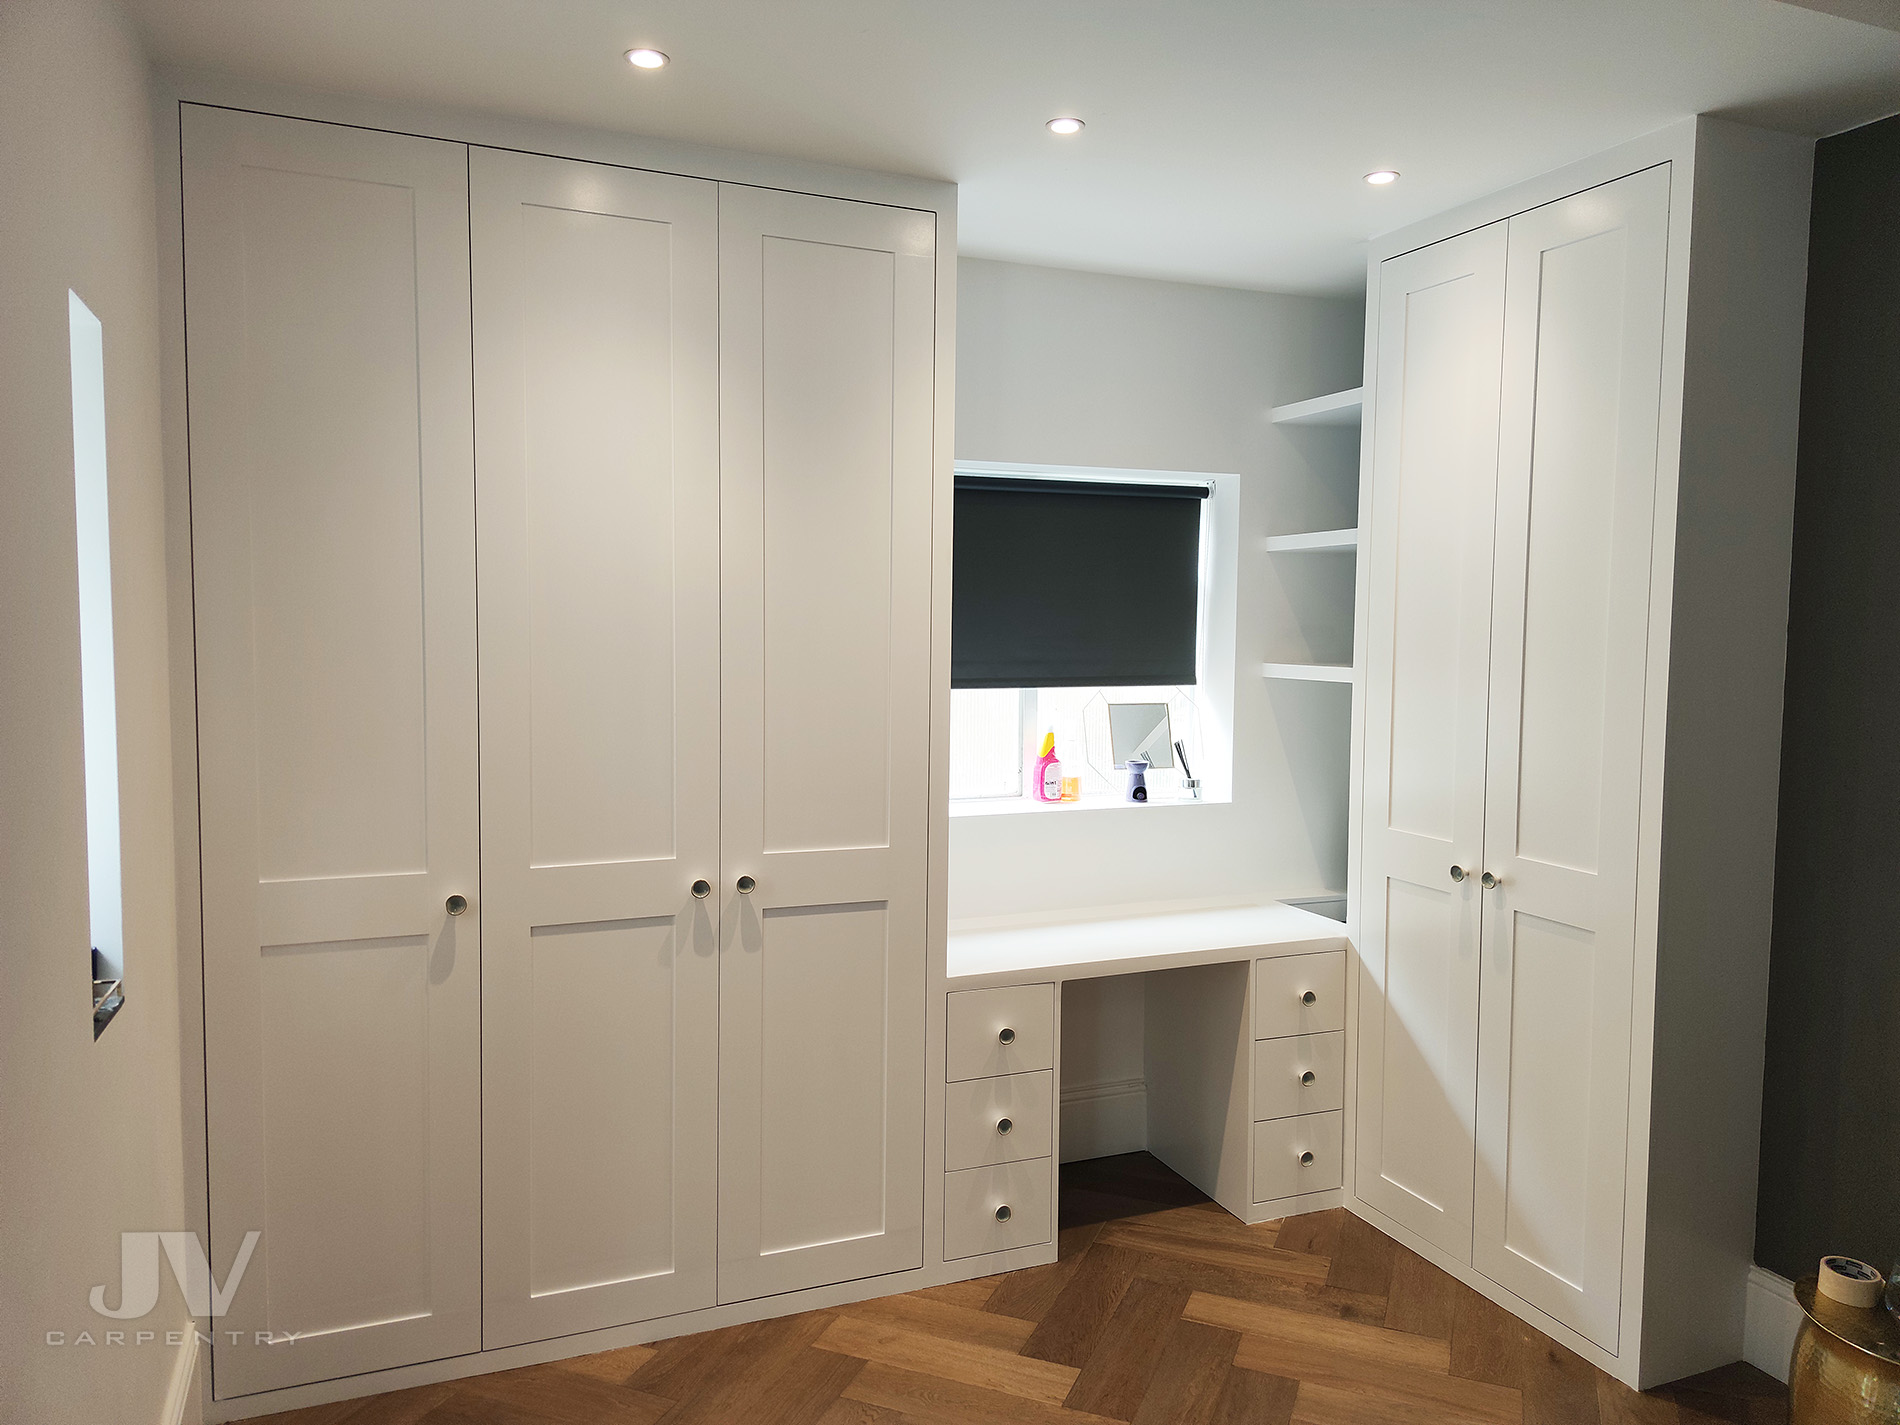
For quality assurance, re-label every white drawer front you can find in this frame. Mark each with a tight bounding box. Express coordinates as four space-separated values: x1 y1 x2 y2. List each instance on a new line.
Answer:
1253 951 1346 1040
1252 1031 1345 1122
946 983 1055 1082
1252 1110 1344 1203
945 1070 1054 1171
943 1158 1053 1261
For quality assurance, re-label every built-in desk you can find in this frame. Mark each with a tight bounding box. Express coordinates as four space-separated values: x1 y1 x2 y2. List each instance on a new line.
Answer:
938 901 1357 1260
947 899 1350 986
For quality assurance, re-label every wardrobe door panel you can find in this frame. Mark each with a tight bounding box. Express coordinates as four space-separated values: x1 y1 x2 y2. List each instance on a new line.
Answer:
718 185 935 1302
183 105 479 1396
1354 223 1507 1262
471 147 721 1346
1473 164 1671 1351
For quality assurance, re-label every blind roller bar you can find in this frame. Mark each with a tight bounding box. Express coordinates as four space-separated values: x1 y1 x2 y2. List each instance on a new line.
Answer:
954 475 1210 501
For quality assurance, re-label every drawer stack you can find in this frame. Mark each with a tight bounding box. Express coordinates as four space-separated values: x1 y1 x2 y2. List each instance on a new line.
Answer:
943 984 1056 1261
1251 951 1346 1205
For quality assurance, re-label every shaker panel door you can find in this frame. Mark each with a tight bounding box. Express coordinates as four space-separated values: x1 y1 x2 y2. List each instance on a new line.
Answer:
184 105 480 1395
471 147 721 1347
716 184 936 1302
1472 165 1671 1353
1354 223 1507 1262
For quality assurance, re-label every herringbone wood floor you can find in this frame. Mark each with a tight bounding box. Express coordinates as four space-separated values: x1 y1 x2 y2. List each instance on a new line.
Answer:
259 1154 1787 1425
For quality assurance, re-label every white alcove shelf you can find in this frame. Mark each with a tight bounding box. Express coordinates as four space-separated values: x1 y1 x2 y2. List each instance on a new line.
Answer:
1262 528 1358 554
1268 387 1363 427
1261 661 1354 684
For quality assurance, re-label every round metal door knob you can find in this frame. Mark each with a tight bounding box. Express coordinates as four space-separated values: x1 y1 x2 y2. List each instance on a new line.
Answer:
1300 1070 1317 1086
1299 1151 1315 1167
997 1027 1016 1046
691 879 712 900
1480 870 1501 890
996 1117 1014 1136
445 894 469 916
736 875 756 894
994 1205 1012 1223
1300 990 1317 1006
1450 865 1468 883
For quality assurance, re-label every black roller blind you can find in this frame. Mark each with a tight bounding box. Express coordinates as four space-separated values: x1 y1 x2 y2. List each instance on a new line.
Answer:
952 475 1208 689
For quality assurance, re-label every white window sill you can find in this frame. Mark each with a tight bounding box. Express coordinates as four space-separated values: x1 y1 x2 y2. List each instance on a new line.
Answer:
949 790 1225 819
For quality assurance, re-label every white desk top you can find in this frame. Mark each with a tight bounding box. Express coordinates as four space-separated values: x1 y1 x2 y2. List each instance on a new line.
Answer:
946 899 1351 987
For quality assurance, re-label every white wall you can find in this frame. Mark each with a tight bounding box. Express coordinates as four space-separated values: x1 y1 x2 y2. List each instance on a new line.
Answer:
0 2 197 1422
953 258 1362 1154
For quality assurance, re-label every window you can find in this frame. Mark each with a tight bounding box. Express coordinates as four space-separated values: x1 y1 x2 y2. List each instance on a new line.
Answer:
71 291 124 1036
949 466 1229 810
952 475 1208 689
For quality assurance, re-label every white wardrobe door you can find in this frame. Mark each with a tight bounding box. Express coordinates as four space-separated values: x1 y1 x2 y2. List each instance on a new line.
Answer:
1354 222 1508 1262
471 148 721 1347
1472 164 1671 1351
716 184 935 1303
182 106 479 1395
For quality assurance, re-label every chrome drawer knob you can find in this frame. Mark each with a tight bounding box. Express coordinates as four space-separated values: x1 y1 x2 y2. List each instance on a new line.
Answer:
1299 1151 1315 1167
1450 865 1468 883
1480 870 1501 890
445 894 468 916
996 1117 1013 1135
736 875 756 894
995 1205 1012 1223
997 1026 1016 1046
1300 990 1317 1006
1300 1070 1316 1086
691 879 711 900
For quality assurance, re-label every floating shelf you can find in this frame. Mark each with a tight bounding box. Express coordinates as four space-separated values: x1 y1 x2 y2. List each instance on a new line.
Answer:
1269 387 1364 427
1262 527 1358 554
1262 662 1354 684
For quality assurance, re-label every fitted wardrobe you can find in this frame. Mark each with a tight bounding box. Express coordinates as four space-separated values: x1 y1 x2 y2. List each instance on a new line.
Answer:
179 101 945 1399
1349 117 1812 1389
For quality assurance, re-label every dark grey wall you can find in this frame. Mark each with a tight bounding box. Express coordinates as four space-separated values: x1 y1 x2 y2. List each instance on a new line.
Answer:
1755 111 1900 1282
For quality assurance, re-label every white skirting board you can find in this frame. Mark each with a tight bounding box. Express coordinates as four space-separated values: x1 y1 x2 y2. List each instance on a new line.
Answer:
1743 1266 1800 1383
165 1328 201 1425
1059 1077 1148 1162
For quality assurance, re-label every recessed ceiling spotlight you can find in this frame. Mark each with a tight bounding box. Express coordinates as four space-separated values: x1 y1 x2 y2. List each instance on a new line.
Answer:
1047 116 1085 136
1365 169 1400 186
625 47 669 69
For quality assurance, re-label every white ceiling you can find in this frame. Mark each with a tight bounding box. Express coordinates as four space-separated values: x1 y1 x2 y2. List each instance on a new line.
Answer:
125 0 1900 294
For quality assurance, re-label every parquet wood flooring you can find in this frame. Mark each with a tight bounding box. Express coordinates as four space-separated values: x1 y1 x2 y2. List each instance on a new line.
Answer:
255 1154 1786 1425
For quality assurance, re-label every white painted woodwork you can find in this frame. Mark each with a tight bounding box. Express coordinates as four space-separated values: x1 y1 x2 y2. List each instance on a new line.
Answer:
1252 950 1346 1039
943 1159 1054 1260
470 147 722 1347
1252 1032 1346 1121
182 106 480 1395
1269 387 1364 426
716 185 936 1303
1253 1111 1345 1202
944 1071 1056 1170
1262 528 1359 553
1260 661 1355 683
946 983 1057 1080
1353 222 1508 1264
1470 166 1671 1352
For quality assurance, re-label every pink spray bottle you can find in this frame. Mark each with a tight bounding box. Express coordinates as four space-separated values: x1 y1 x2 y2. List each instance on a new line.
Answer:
1033 730 1063 802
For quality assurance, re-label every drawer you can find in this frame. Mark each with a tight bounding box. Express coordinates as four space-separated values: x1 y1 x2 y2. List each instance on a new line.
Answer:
946 1070 1054 1171
1253 950 1346 1040
1252 1110 1344 1203
1252 1031 1345 1122
946 983 1055 1082
944 1158 1053 1261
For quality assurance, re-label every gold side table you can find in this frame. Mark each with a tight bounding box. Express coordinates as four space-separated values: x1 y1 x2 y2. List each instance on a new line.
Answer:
1792 1276 1900 1423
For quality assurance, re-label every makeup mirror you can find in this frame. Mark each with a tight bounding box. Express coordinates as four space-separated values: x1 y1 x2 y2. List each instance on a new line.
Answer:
1107 702 1174 769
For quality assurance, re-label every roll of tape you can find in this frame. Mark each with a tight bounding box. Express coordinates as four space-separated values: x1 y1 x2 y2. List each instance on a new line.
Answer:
1818 1255 1885 1308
